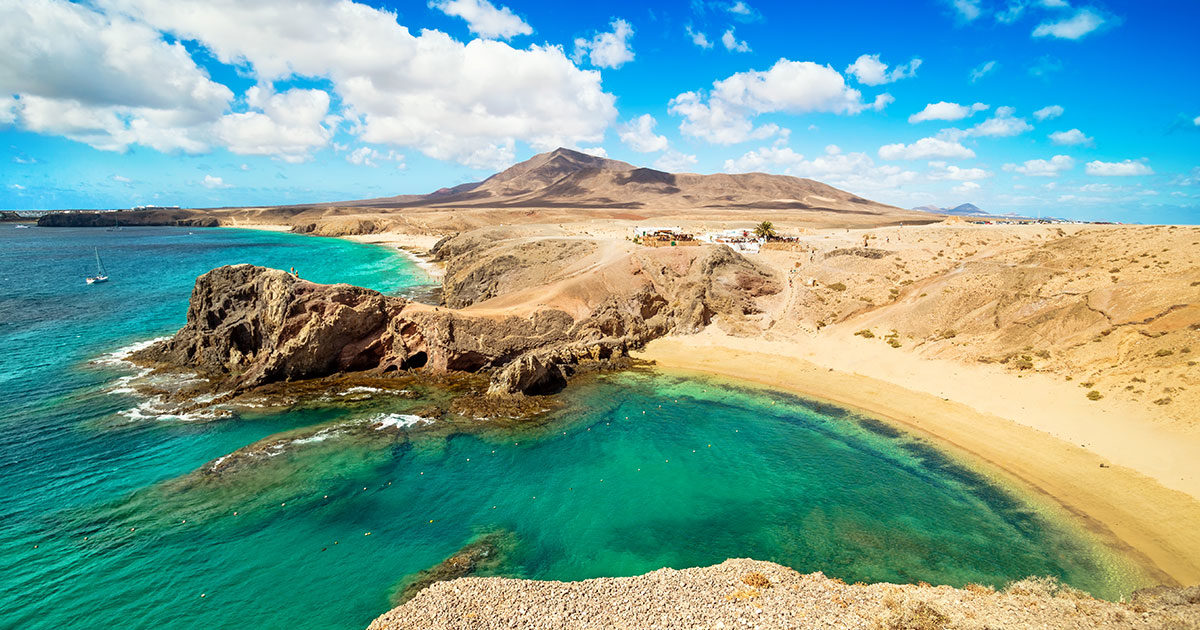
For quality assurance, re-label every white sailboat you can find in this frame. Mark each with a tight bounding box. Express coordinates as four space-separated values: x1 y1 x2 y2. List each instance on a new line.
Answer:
86 248 109 284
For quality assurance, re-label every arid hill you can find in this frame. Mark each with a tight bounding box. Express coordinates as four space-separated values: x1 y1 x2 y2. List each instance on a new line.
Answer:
37 148 938 232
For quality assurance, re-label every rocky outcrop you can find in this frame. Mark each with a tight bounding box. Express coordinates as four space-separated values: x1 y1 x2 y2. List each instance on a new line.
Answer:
136 237 779 397
132 265 576 393
368 558 1200 630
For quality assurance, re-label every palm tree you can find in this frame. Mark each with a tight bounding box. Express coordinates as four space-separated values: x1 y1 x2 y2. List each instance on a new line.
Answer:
753 221 777 239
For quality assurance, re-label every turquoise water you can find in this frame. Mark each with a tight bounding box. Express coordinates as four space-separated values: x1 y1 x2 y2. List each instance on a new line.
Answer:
0 226 1141 630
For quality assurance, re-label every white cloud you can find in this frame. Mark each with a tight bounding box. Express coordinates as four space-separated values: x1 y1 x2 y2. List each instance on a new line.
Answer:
10 183 25 190
879 136 976 160
728 1 754 16
0 97 16 125
908 101 988 123
618 114 669 153
1033 8 1108 40
969 60 997 83
347 146 404 168
573 18 635 69
725 143 919 192
686 25 712 49
213 86 334 163
653 149 697 172
967 106 1032 137
844 54 922 86
576 146 607 158
949 0 983 21
112 175 132 183
927 161 991 181
0 0 232 153
1085 159 1153 176
721 28 751 52
429 0 531 40
1004 155 1074 176
202 174 231 188
1193 115 1199 126
94 0 617 170
1048 128 1093 146
240 163 249 171
1033 105 1064 121
669 59 891 144
953 181 981 194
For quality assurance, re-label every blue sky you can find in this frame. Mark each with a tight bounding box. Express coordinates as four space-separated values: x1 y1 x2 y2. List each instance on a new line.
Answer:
1 0 1197 223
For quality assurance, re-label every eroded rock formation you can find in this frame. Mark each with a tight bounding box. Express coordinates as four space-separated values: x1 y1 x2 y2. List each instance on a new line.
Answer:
135 239 779 396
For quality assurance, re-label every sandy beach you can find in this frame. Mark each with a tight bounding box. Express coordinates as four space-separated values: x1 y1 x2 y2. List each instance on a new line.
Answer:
637 330 1200 586
235 220 1200 585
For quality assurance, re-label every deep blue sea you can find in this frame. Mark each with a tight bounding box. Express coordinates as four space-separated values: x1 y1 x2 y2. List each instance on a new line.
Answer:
0 225 1144 630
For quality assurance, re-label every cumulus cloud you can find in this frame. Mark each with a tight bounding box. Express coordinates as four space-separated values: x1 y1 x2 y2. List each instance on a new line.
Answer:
1033 8 1109 39
844 54 922 86
953 181 981 194
686 25 712 49
1033 105 1064 121
88 0 617 169
879 137 975 161
213 86 334 162
1003 155 1074 176
948 0 983 21
1085 159 1153 176
618 114 669 153
0 0 232 153
1048 128 1093 146
669 59 892 144
967 106 1032 137
112 174 132 183
721 28 751 52
429 0 531 40
926 161 991 181
908 101 988 123
202 174 231 188
1195 115 1200 126
654 149 697 172
969 60 998 83
346 146 404 167
573 19 635 68
725 143 919 192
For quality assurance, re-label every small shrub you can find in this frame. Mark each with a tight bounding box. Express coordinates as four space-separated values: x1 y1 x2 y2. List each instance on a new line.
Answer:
1011 357 1034 370
877 600 950 630
741 572 771 589
888 338 902 348
1132 377 1146 383
1034 350 1050 359
855 329 875 339
1155 349 1175 357
1081 381 1095 388
941 329 957 339
828 282 847 291
1087 390 1102 401
1154 397 1172 405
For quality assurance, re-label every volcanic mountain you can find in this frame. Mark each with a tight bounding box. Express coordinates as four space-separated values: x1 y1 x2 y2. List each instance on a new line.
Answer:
326 148 916 217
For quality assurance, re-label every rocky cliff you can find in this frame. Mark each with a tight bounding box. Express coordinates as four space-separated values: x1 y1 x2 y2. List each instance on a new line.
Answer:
132 241 779 396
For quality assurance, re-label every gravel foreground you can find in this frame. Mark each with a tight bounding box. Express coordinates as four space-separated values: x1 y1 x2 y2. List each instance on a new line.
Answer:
367 559 1199 630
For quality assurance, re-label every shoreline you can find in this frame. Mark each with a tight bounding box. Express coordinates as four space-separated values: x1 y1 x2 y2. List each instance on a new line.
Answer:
223 223 1200 586
636 332 1200 587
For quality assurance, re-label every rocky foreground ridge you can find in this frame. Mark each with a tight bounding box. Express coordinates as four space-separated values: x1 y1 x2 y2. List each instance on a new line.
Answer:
132 242 778 396
368 559 1199 630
